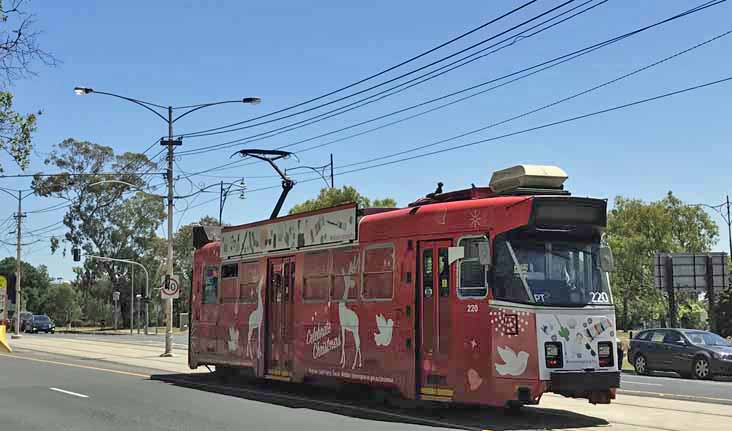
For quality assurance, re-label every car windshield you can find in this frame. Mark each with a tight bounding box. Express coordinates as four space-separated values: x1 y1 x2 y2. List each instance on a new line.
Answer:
494 238 612 306
33 315 50 322
684 331 731 346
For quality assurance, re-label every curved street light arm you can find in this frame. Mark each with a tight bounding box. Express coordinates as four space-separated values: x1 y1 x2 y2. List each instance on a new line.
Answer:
172 100 258 123
89 90 167 109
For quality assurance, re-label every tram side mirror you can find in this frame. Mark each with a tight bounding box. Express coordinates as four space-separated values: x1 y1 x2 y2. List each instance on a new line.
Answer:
599 245 614 272
448 247 464 265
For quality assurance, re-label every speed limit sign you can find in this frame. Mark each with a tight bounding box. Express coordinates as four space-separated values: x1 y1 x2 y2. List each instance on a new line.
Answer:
160 275 180 299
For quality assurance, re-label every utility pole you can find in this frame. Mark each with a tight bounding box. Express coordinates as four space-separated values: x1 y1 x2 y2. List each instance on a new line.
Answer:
727 195 731 259
11 190 25 339
219 180 224 225
163 106 175 357
330 153 334 189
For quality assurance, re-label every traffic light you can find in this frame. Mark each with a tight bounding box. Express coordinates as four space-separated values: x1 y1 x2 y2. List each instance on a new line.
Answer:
72 247 80 262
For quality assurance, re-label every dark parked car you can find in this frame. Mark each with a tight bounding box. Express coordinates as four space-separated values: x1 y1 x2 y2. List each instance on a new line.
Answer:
26 314 55 334
629 328 732 380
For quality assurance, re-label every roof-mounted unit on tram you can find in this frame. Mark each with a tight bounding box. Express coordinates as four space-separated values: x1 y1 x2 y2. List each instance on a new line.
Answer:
409 164 570 207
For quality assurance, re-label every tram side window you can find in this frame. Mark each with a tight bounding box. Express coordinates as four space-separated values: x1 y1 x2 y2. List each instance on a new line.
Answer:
220 263 239 303
238 262 259 304
203 265 219 304
332 248 359 301
303 250 331 302
458 237 488 298
363 244 394 300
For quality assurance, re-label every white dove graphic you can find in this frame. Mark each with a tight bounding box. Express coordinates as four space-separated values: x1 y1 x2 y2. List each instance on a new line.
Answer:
494 346 529 376
227 327 239 353
374 314 394 347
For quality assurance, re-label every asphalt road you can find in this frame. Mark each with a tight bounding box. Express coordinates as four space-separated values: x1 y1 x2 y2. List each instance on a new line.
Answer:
620 372 732 404
0 350 612 431
27 333 732 405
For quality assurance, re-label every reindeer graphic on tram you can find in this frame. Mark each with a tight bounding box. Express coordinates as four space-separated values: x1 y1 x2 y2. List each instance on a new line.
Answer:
189 164 620 408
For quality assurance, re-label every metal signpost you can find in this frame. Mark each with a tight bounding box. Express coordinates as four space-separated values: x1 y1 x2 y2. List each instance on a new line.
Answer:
112 291 120 330
654 252 728 330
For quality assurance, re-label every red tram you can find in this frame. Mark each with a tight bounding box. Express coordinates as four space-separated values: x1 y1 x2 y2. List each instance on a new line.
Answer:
189 165 620 408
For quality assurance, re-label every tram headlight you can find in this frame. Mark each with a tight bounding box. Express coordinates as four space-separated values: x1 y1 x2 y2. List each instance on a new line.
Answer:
545 342 563 368
598 341 614 368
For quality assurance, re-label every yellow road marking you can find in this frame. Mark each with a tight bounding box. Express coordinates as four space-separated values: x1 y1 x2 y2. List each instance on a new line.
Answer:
0 352 150 378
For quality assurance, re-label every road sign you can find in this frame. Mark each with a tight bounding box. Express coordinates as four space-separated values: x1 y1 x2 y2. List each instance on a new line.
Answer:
160 274 180 299
112 291 120 302
0 275 6 312
654 252 728 293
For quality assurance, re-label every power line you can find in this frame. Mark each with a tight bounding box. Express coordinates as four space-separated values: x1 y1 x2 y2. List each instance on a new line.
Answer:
177 0 606 155
331 75 732 177
175 0 725 175
177 0 543 138
333 29 732 171
0 171 164 178
204 74 732 203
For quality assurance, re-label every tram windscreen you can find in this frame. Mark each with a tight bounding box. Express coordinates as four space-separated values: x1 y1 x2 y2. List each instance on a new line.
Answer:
493 238 612 306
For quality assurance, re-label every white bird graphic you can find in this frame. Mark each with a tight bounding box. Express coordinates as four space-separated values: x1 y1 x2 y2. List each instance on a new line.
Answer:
494 346 529 376
227 327 239 353
374 314 394 347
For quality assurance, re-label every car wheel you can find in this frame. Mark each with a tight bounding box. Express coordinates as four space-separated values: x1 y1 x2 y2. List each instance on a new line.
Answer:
634 354 649 375
693 357 711 380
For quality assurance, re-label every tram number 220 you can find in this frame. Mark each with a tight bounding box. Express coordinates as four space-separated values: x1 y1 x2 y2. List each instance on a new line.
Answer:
591 292 610 303
466 304 479 313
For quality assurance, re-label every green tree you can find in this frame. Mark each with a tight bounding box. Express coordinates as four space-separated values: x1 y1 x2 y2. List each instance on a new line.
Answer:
606 192 718 329
288 186 397 215
716 287 732 337
45 283 81 327
0 0 56 172
0 257 50 313
32 138 165 327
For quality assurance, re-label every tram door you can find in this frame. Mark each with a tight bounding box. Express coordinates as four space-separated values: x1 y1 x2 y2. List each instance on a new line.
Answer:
417 240 453 399
266 256 295 379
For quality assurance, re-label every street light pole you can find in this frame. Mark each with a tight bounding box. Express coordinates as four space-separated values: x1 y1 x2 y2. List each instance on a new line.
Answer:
74 87 261 355
130 267 134 335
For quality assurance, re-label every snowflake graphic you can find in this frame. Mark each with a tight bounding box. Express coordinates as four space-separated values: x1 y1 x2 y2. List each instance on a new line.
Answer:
469 210 481 228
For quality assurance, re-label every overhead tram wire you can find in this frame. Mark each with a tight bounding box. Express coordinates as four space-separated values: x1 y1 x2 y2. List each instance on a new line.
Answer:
330 28 732 171
179 0 722 158
176 0 542 138
199 74 732 200
203 27 732 181
179 1 583 140
176 0 727 179
332 76 732 177
178 0 607 155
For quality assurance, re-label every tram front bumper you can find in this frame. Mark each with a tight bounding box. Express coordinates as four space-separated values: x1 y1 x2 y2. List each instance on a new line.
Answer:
549 370 620 404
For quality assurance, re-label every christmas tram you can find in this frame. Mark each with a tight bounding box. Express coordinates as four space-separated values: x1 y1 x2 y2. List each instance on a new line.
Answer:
189 164 620 408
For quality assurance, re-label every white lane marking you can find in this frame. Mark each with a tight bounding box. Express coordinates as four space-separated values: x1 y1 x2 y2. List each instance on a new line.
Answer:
618 388 732 404
622 381 663 386
49 387 89 398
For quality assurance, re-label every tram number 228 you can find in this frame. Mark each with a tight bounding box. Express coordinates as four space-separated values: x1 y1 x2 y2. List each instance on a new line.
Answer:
466 304 479 313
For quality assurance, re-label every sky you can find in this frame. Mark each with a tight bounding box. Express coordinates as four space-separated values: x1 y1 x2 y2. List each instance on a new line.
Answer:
2 0 732 280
